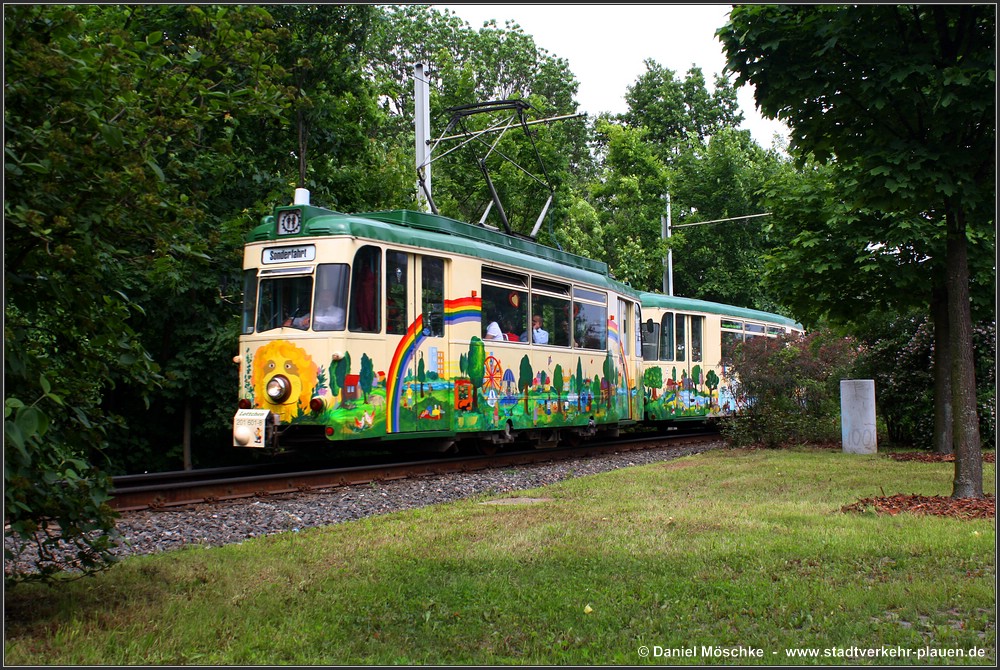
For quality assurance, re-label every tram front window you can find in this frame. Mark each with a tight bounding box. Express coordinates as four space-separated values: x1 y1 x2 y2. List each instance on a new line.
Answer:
313 264 349 331
257 276 313 332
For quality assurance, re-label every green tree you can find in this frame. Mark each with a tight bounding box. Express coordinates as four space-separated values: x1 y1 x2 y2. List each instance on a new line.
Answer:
5 382 120 587
720 4 994 497
584 120 669 288
370 5 587 238
669 128 787 308
761 158 993 457
222 4 405 214
3 4 290 582
621 60 743 159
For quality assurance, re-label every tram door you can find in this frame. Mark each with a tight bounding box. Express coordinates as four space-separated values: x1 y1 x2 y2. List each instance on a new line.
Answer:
615 298 641 421
385 250 446 432
656 312 705 416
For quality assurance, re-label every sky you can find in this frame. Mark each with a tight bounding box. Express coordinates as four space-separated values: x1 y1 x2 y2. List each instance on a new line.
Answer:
432 3 790 148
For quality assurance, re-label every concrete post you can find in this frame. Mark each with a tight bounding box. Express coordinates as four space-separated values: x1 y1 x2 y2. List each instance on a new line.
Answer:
841 379 877 454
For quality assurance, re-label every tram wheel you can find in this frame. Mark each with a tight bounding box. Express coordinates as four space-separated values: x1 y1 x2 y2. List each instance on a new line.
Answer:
475 443 499 456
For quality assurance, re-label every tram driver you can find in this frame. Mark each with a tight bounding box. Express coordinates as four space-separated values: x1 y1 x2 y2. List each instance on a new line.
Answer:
311 288 346 330
284 288 346 330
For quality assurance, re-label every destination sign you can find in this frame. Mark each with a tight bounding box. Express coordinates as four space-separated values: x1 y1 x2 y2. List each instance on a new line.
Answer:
262 245 316 264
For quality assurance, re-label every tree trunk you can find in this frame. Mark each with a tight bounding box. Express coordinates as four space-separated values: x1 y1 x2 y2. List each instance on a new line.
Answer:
930 284 953 454
945 206 982 498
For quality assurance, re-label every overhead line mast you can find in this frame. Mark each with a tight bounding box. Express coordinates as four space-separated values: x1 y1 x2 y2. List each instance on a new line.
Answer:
412 62 581 239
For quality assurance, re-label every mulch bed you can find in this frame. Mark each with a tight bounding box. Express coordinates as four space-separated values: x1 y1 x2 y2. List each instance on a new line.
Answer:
842 493 995 520
840 451 996 520
886 452 995 464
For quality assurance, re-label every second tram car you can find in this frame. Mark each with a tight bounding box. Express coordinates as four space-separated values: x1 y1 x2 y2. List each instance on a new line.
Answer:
636 291 804 423
233 194 645 451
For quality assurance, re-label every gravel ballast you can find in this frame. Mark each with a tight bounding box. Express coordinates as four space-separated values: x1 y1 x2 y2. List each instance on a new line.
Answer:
6 441 719 576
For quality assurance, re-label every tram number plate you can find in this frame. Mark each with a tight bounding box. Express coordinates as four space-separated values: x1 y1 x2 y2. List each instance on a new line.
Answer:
233 409 272 448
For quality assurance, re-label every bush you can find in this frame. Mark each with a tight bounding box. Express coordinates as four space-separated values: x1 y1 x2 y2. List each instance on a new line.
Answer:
720 328 858 448
852 314 995 450
973 320 996 449
851 313 934 447
5 386 121 588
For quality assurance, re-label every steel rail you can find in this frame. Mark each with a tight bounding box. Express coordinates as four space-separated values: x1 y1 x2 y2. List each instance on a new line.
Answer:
109 432 720 512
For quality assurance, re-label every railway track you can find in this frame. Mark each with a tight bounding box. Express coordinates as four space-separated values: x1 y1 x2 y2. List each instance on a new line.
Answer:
109 429 720 512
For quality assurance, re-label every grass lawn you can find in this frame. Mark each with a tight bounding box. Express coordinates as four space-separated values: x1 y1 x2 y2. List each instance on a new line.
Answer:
4 447 995 665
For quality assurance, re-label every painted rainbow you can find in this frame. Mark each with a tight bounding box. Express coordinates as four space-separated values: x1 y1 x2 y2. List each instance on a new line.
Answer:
444 296 482 325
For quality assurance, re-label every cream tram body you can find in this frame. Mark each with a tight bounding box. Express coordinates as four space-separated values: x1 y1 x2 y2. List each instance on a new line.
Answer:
233 204 645 450
636 291 804 422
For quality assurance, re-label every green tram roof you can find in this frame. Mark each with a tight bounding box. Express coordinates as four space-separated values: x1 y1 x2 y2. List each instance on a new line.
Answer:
247 205 802 329
250 205 626 290
638 290 803 330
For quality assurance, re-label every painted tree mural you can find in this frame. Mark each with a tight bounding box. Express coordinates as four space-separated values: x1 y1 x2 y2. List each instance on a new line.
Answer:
519 354 533 414
576 358 584 411
643 366 663 399
603 351 616 409
328 354 342 399
335 352 351 396
467 338 485 411
553 363 565 411
705 369 720 406
359 353 374 403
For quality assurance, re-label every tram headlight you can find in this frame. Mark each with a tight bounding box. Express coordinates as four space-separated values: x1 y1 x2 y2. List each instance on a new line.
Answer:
265 375 291 403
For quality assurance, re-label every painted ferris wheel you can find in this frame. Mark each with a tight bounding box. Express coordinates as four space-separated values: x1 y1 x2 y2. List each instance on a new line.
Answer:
483 355 503 392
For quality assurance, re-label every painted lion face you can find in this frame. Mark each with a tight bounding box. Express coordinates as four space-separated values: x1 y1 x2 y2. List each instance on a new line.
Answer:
251 340 319 423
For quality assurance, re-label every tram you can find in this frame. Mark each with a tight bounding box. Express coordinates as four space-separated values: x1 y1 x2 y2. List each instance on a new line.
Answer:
232 191 645 452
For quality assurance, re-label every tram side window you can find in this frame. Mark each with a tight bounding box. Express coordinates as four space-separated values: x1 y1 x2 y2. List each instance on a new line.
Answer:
481 268 527 341
349 246 381 333
675 314 686 362
241 269 257 334
659 312 674 362
257 275 313 332
720 320 743 365
690 315 703 363
422 256 444 337
642 319 660 361
531 277 570 347
573 287 606 350
312 264 349 331
745 323 766 339
386 250 408 335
